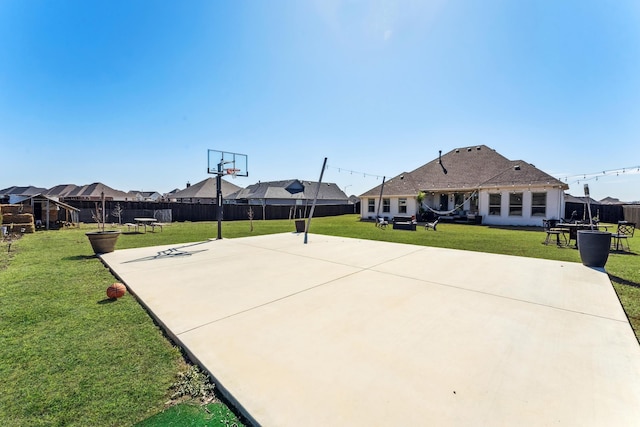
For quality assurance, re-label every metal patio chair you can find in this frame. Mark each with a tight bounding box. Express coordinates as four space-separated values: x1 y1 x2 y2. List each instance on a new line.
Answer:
611 221 635 252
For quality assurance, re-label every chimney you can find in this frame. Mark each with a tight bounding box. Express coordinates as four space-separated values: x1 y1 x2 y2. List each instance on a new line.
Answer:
186 181 191 187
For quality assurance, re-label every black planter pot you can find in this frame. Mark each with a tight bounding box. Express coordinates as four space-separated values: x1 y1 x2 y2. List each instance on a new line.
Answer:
577 230 611 268
294 219 306 233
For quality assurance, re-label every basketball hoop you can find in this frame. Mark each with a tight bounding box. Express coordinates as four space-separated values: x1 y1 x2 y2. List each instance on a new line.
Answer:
226 168 239 178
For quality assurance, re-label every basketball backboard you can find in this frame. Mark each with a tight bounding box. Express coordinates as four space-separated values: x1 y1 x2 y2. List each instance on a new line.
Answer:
207 149 248 177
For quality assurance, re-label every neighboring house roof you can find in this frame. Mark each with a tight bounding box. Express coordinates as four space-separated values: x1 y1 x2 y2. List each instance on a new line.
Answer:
43 184 79 198
564 194 600 205
360 145 568 197
600 197 623 205
348 195 360 204
235 179 348 201
129 191 160 197
129 190 162 201
62 182 133 201
171 177 243 199
0 185 48 196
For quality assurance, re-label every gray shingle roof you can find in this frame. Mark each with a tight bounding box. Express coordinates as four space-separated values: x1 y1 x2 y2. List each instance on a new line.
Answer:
360 145 568 197
171 177 243 199
0 185 47 196
43 184 79 197
235 179 348 201
564 194 600 204
63 182 132 200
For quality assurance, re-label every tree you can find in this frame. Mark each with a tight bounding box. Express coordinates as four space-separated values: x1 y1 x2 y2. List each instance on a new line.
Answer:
111 203 124 225
416 191 426 219
247 207 254 232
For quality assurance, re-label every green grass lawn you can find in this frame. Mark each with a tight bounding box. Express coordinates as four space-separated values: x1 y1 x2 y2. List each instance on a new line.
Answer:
1 215 638 426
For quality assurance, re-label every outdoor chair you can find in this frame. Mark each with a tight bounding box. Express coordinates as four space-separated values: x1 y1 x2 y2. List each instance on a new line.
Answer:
611 221 635 252
124 223 139 232
543 219 568 246
425 218 439 231
377 217 388 229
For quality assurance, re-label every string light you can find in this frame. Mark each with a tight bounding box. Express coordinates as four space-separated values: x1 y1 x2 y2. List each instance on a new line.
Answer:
327 163 385 181
328 163 639 187
557 165 640 185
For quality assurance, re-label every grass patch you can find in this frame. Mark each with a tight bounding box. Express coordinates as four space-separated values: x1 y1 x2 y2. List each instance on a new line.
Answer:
1 216 638 426
135 402 242 427
0 227 187 426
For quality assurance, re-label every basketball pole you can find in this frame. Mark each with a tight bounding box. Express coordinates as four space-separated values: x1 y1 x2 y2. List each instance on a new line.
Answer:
304 157 328 244
216 160 223 239
208 149 247 240
376 176 386 221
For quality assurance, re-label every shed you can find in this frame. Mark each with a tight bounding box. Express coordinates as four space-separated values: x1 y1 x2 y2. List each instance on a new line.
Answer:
12 194 80 229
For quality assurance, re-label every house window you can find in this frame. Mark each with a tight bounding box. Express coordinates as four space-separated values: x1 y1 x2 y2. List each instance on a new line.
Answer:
489 193 501 215
531 192 546 217
509 192 523 216
382 198 390 213
398 198 407 214
368 198 375 213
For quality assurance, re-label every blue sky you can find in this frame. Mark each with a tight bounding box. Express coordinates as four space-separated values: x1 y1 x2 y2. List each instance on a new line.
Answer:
1 0 639 201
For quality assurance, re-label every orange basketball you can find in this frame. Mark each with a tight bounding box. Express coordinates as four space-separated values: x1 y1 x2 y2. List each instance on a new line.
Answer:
107 282 126 299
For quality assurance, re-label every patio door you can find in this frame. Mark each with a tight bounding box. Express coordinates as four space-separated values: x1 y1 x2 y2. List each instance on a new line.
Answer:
439 194 448 211
470 193 478 212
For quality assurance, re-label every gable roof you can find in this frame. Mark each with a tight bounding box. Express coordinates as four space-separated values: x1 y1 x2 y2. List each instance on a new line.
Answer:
171 177 243 199
564 194 600 205
16 194 80 212
235 179 348 201
599 197 622 205
62 182 133 200
360 145 568 197
0 185 48 196
43 184 79 198
129 190 160 196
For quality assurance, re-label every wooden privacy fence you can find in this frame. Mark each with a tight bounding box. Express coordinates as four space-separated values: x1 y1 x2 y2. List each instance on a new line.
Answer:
565 202 624 224
623 205 640 225
67 200 358 223
229 204 358 221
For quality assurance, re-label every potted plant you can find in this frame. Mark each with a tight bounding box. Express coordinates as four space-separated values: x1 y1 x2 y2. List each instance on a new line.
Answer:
86 192 120 254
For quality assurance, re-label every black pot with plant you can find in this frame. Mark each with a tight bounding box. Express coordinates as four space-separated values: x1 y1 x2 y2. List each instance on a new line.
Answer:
86 191 120 254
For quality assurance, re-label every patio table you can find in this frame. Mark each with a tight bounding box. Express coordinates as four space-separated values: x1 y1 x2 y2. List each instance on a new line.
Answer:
561 223 596 247
134 218 157 233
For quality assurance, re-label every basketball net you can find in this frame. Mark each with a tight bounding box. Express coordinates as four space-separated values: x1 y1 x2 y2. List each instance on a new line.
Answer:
226 168 239 179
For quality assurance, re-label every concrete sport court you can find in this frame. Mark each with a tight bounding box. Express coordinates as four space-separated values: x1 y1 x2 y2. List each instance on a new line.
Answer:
101 233 640 426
